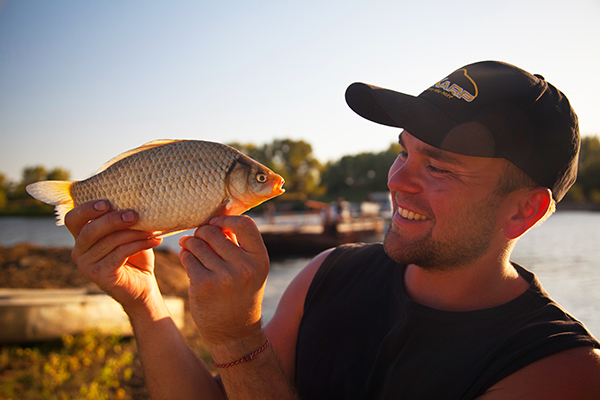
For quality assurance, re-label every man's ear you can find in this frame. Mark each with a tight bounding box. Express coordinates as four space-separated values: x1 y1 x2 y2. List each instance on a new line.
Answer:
503 188 552 240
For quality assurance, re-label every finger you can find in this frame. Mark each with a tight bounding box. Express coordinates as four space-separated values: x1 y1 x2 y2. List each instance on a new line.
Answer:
65 200 111 238
76 228 160 272
72 209 140 261
178 244 225 294
179 235 226 273
224 230 239 246
208 215 266 255
191 222 269 288
179 246 209 278
193 224 243 260
82 237 161 282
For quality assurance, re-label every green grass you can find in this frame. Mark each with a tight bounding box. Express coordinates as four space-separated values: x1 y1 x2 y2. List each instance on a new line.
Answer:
1 330 143 400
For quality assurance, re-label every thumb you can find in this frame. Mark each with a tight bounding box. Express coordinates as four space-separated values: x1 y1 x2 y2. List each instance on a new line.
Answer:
209 215 265 255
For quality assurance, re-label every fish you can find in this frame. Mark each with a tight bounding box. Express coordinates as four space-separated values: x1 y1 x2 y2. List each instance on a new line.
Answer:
26 139 285 237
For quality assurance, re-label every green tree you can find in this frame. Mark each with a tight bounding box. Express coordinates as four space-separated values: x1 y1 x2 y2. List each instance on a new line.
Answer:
22 165 48 186
229 139 323 197
565 135 600 202
322 143 401 201
46 167 71 181
0 172 7 209
563 183 586 202
12 166 47 201
268 139 323 196
15 166 71 198
579 135 600 170
0 165 71 215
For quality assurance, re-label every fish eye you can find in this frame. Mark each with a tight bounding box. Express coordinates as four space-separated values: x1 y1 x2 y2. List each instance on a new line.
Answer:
256 172 268 183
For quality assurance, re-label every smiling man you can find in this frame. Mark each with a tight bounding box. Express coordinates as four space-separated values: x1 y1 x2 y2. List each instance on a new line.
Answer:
65 61 600 400
384 132 505 270
289 62 600 398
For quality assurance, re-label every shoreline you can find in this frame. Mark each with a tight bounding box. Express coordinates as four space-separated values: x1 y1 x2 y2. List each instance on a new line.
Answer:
556 202 600 211
1 201 600 219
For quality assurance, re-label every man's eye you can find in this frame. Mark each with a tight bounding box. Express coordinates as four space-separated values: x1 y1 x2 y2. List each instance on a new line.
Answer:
427 165 450 175
398 151 408 161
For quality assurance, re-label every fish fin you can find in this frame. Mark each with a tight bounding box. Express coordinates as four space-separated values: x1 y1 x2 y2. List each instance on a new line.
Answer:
149 201 232 239
148 229 190 239
206 199 231 220
25 181 75 226
96 139 184 173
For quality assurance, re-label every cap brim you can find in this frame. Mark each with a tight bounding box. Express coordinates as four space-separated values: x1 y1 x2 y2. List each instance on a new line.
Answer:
345 82 497 157
345 82 456 135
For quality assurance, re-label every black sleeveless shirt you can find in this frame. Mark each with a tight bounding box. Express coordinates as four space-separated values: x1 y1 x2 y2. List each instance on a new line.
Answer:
295 243 600 399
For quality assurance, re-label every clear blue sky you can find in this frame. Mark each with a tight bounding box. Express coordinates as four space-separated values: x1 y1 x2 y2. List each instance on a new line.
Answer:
1 0 598 182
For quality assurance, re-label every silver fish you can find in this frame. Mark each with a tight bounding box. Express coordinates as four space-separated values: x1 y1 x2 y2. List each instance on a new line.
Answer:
26 139 285 236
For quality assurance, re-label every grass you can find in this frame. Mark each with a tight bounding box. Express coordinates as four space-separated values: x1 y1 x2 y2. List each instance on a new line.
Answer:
0 329 214 400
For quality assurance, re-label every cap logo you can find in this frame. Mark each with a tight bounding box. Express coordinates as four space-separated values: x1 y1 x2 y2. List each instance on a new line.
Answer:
430 68 478 102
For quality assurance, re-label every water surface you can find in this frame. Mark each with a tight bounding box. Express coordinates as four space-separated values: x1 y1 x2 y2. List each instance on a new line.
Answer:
1 211 599 336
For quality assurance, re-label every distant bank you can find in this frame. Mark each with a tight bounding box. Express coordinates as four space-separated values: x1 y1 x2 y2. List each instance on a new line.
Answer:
556 202 600 211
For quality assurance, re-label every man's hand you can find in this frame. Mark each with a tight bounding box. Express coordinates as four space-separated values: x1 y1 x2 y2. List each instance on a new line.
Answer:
180 215 301 399
179 215 269 348
64 200 163 312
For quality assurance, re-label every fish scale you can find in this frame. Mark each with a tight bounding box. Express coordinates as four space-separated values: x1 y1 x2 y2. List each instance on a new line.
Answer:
26 139 285 237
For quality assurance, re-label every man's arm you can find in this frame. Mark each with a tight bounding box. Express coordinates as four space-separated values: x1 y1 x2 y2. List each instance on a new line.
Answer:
179 215 329 399
65 201 224 399
66 201 327 399
478 347 600 399
264 248 333 383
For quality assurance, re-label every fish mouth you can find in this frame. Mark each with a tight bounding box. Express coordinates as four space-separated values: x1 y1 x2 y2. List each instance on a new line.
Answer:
275 177 286 194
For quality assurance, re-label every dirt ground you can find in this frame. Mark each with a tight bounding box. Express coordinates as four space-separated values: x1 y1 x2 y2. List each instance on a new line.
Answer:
0 243 216 399
0 243 188 296
0 242 208 347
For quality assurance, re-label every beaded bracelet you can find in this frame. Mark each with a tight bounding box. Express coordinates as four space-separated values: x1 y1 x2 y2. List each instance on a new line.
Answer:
213 339 271 369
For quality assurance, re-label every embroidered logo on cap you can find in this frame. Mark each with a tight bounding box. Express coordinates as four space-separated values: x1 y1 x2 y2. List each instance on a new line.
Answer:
428 68 479 102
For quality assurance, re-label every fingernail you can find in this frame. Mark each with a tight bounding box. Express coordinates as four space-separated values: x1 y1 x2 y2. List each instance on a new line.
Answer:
122 211 135 223
93 201 107 211
209 217 218 225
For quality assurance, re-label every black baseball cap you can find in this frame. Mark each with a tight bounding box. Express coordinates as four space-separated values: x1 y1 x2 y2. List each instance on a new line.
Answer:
345 61 580 202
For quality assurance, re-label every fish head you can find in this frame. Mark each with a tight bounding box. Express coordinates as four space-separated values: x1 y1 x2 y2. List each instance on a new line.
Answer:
226 157 285 214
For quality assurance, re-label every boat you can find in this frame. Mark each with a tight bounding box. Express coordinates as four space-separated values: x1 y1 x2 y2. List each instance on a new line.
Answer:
251 199 388 256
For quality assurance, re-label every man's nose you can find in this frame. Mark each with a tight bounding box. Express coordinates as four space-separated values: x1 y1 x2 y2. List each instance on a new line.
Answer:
387 156 422 194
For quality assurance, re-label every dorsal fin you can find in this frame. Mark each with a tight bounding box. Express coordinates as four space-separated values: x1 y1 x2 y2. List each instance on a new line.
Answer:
96 139 183 173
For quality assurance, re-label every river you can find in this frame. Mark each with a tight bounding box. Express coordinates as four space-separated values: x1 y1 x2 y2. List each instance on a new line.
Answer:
1 211 599 337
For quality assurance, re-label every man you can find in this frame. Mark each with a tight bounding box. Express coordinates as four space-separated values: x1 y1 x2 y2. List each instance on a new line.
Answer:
65 61 600 399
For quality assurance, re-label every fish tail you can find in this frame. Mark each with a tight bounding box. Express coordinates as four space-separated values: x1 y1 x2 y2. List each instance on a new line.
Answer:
26 181 75 226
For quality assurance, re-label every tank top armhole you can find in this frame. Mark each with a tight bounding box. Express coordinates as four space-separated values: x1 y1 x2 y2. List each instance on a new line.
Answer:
303 243 385 313
303 245 352 313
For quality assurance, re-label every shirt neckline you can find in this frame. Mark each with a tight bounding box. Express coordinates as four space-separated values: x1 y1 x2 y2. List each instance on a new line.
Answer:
393 262 544 322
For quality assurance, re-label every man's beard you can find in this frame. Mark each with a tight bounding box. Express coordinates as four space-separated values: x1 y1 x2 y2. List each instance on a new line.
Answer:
383 196 501 272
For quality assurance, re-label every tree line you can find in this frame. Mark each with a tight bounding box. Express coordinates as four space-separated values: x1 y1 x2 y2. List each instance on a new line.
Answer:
1 135 599 216
0 166 70 215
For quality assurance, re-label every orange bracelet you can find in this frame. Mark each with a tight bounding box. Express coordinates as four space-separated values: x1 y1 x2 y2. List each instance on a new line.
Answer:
213 339 271 369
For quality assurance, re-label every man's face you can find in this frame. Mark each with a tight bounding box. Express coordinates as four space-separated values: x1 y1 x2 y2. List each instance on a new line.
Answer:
384 131 508 270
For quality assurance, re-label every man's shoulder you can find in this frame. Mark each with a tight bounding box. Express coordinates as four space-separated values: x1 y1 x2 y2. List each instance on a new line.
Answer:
478 347 600 399
326 241 391 265
332 241 384 254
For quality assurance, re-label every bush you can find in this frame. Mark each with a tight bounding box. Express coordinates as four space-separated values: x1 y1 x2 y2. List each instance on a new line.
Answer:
0 330 139 400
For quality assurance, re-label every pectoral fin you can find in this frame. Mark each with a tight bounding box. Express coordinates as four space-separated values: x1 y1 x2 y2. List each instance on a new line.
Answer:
148 229 190 239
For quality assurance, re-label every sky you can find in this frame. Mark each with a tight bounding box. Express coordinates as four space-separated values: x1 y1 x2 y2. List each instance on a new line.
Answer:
1 0 599 182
